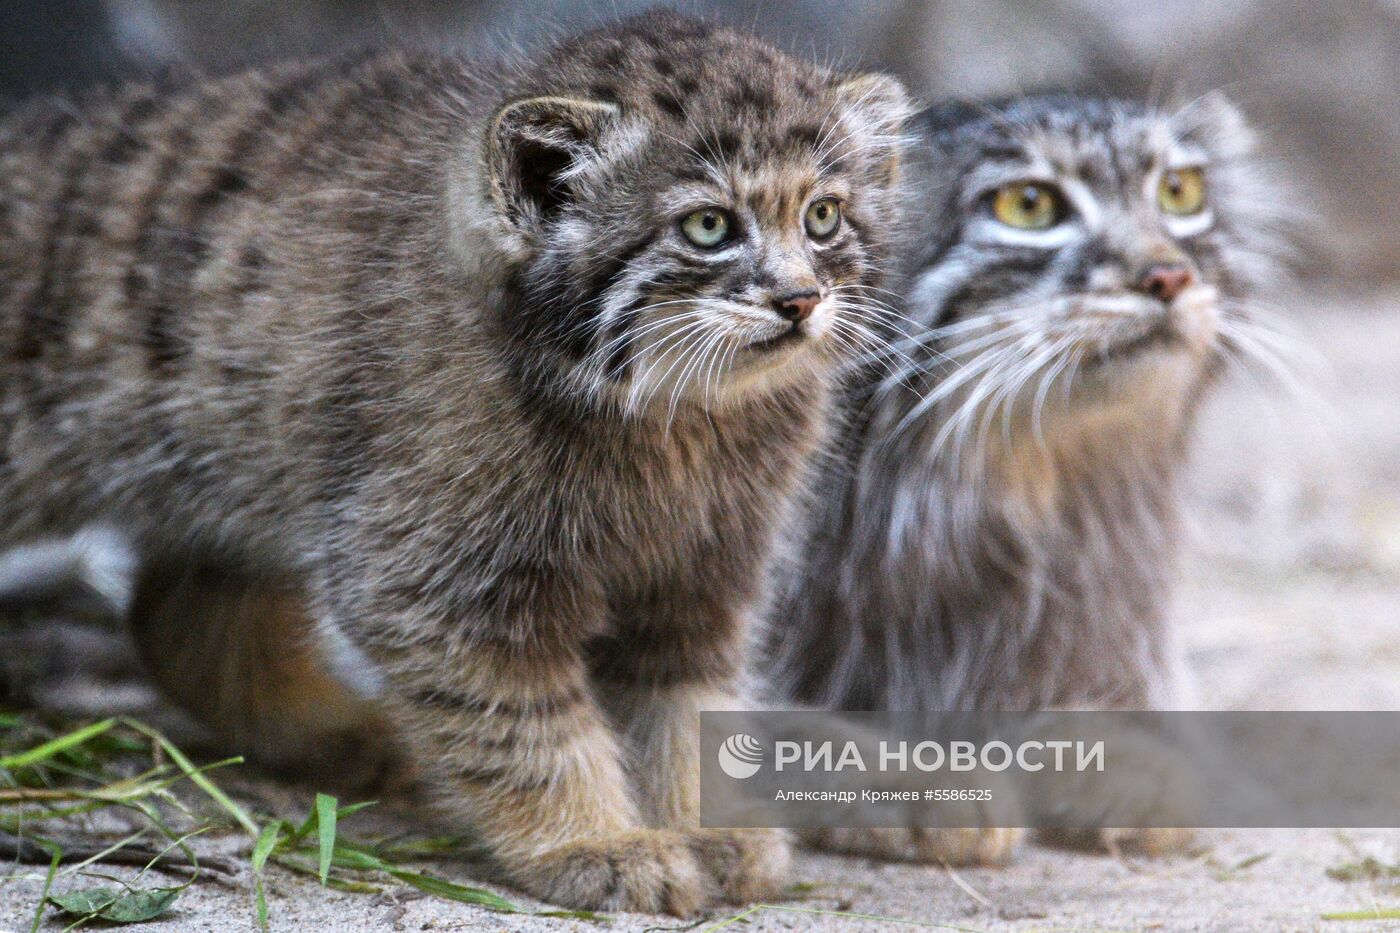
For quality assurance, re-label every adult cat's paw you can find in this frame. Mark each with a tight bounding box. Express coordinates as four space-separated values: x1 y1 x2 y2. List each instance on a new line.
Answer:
802 826 1022 865
800 767 1025 865
1103 826 1196 855
1028 719 1201 857
1039 826 1196 856
513 828 791 915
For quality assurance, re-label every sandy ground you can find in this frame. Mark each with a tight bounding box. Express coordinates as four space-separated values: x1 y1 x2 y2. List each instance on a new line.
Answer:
4 286 1400 932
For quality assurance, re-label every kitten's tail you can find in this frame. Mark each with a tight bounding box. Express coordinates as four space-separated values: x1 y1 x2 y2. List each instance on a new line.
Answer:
0 527 136 618
127 567 399 788
0 536 399 788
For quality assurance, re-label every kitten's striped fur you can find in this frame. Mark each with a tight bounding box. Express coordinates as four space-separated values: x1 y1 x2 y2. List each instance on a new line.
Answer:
0 12 910 913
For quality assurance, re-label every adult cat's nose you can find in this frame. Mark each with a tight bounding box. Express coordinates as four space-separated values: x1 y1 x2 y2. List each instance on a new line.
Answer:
1136 263 1195 303
774 290 821 323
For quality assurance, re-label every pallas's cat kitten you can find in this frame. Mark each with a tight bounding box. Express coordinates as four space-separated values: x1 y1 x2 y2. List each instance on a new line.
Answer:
770 94 1280 849
0 12 910 913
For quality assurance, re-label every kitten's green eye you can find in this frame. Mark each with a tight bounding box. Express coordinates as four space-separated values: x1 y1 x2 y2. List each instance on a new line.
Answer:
1158 167 1207 216
804 197 842 239
991 182 1066 230
680 208 733 248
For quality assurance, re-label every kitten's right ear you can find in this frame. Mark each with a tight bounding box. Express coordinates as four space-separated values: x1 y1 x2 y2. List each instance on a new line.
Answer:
830 72 914 186
486 95 620 238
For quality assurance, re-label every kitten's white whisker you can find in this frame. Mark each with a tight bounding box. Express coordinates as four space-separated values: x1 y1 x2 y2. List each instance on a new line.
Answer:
625 318 721 414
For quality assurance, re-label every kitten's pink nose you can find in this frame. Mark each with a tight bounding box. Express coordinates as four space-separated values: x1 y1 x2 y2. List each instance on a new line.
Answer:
774 290 821 323
1137 263 1195 303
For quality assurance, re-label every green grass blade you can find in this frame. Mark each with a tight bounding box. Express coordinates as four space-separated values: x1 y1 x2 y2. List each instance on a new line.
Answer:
29 845 61 933
299 839 539 916
250 822 286 932
384 868 524 912
1322 907 1400 921
251 823 283 874
315 793 337 884
328 847 384 872
0 719 115 770
372 834 481 860
270 854 381 893
122 719 258 835
254 876 269 931
131 827 210 890
56 829 148 879
291 802 319 844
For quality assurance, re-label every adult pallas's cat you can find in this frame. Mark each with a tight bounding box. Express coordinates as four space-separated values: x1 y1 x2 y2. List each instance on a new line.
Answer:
770 93 1285 859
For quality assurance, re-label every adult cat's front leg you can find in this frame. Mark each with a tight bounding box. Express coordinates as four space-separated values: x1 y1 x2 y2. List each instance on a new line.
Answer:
795 739 1023 866
1030 713 1200 857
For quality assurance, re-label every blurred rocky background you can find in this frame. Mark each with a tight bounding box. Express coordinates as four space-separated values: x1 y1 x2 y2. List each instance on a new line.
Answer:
3 6 1398 927
0 0 1395 283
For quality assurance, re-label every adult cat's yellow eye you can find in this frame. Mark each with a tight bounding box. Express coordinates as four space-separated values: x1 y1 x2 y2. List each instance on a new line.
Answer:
804 197 841 239
1158 167 1206 216
681 208 733 248
991 182 1065 230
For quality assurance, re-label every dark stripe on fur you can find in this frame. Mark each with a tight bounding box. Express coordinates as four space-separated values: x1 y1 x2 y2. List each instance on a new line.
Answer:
937 251 1056 324
455 763 552 792
174 60 367 298
125 90 203 376
590 237 659 382
409 686 585 718
14 110 87 366
99 92 162 167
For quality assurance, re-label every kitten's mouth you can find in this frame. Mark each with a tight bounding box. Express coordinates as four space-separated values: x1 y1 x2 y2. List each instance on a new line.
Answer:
748 323 805 353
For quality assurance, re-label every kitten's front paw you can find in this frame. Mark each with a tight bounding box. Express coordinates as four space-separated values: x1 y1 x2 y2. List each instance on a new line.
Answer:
685 828 792 903
514 828 790 915
802 826 1022 865
516 829 709 915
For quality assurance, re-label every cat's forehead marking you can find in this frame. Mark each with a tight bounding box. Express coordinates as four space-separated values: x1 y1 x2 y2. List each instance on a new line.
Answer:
1019 127 1127 191
1007 112 1209 200
558 21 828 128
739 167 825 230
538 16 880 180
665 164 830 229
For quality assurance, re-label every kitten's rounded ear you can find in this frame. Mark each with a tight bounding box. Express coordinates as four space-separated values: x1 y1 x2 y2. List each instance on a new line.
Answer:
486 95 620 236
833 73 913 135
830 72 914 183
1175 91 1255 159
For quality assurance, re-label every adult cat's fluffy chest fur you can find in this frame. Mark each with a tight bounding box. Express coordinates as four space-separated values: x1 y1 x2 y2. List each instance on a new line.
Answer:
769 92 1281 714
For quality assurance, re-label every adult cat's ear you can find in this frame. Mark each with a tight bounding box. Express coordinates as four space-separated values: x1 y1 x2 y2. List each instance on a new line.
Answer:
486 95 620 237
830 73 914 184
